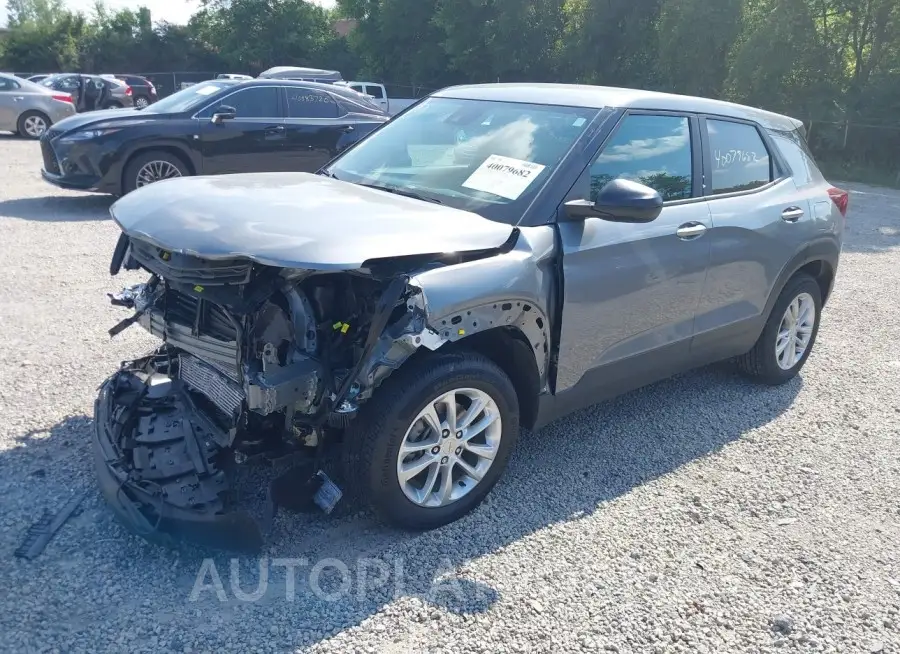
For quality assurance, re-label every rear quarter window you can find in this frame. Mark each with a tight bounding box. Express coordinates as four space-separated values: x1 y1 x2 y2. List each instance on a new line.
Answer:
706 119 773 194
767 128 822 188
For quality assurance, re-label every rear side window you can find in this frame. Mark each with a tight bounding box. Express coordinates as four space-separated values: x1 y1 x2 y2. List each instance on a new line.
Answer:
590 114 693 202
286 88 341 119
0 77 20 91
768 128 820 187
706 119 772 194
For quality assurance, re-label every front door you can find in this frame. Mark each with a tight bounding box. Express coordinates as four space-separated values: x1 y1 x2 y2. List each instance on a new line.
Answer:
556 112 712 395
282 86 349 172
198 85 286 175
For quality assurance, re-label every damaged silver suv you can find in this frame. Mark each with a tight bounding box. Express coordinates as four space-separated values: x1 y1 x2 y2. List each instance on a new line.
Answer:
95 83 847 551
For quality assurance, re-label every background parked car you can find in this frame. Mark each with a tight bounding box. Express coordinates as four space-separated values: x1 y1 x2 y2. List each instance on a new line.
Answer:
104 74 157 109
39 78 389 195
0 73 76 138
39 74 134 112
26 74 51 83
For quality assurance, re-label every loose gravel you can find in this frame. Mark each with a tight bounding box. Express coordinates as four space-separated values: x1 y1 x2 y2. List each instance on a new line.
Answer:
1 134 899 654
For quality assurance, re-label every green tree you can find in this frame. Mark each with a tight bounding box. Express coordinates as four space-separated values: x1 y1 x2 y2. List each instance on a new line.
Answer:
656 0 743 96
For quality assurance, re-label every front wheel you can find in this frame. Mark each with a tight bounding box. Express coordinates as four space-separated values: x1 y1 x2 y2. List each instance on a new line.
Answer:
343 351 520 530
736 273 822 384
122 150 188 194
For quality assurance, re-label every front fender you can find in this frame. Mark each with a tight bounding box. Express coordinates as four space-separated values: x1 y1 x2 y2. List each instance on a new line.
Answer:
411 225 557 384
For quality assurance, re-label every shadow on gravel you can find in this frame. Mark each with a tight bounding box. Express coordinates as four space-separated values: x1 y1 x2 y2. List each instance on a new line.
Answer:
0 195 114 222
3 361 803 651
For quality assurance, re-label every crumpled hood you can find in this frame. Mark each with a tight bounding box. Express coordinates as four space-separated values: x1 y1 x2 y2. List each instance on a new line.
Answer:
109 173 515 270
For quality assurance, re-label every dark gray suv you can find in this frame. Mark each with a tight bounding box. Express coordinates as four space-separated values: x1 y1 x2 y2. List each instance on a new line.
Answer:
94 83 846 551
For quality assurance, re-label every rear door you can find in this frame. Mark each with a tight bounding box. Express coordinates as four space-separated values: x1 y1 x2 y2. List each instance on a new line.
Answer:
282 87 353 172
198 85 286 175
691 116 819 360
556 111 713 395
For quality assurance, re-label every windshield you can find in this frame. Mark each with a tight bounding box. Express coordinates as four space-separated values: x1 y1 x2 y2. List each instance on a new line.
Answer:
142 81 234 113
325 97 598 224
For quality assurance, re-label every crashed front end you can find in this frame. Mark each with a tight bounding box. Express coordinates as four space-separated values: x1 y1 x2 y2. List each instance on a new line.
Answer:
93 236 438 552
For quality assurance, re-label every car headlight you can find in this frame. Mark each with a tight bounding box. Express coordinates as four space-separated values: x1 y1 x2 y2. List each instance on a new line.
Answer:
60 128 122 141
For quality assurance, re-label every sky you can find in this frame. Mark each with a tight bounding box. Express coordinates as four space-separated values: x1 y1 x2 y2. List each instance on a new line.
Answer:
5 0 337 26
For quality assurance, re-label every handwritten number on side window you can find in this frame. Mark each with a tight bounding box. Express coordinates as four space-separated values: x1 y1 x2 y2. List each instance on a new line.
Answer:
714 149 759 169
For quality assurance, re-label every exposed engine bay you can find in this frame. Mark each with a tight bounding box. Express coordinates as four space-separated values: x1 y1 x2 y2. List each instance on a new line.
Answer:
93 234 447 552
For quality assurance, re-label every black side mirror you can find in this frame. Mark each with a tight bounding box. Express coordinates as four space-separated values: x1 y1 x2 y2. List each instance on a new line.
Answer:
564 178 664 223
211 105 237 124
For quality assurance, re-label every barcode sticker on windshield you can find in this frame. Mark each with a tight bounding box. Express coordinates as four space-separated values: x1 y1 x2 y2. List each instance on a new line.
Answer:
462 155 547 200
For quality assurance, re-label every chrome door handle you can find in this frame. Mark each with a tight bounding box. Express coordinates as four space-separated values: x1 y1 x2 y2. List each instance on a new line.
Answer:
782 207 804 222
676 222 707 240
13 96 25 101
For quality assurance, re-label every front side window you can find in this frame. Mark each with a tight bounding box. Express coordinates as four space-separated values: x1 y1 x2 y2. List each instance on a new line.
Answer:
326 96 598 225
366 85 385 99
706 119 772 194
217 87 281 119
286 88 341 119
589 114 693 202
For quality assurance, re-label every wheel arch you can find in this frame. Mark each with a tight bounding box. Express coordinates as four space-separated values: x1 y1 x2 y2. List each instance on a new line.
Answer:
764 237 840 320
442 326 542 430
121 145 196 191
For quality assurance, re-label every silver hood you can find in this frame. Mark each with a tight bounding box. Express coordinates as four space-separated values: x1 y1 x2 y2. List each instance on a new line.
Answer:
109 172 515 270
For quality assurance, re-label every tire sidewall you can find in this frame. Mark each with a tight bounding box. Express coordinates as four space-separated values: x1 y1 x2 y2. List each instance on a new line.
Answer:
18 111 48 139
761 275 823 381
363 357 520 528
123 151 187 194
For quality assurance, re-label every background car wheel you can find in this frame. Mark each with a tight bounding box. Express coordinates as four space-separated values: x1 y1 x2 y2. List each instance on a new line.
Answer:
736 273 822 385
105 102 123 110
134 96 150 109
17 111 50 139
123 151 188 194
343 351 520 530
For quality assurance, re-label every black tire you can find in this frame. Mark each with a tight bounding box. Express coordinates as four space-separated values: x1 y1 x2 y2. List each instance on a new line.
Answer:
736 273 822 385
104 101 123 109
343 351 520 530
122 150 189 194
16 110 50 139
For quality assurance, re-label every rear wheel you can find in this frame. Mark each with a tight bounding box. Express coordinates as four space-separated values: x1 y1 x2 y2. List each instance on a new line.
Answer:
133 96 150 109
123 150 188 194
343 351 520 530
736 273 822 384
17 111 49 139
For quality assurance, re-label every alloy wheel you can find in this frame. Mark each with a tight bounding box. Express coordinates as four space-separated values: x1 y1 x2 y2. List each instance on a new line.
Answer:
135 97 149 109
23 115 47 138
396 387 502 508
775 292 816 370
135 160 182 188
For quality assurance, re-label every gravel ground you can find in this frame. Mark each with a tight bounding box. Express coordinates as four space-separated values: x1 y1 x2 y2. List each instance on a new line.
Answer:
1 134 899 654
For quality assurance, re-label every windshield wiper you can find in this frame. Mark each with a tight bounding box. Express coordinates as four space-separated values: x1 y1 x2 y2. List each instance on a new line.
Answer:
358 183 443 205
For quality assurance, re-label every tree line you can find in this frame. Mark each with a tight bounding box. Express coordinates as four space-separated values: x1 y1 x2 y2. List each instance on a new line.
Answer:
2 0 899 177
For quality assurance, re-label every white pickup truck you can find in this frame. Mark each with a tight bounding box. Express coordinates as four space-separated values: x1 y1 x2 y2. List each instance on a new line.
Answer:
342 81 418 116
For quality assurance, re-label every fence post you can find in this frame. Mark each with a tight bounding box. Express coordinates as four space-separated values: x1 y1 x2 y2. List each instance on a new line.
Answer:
842 120 850 149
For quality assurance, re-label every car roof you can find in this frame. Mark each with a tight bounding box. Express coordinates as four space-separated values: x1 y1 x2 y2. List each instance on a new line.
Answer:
435 83 803 131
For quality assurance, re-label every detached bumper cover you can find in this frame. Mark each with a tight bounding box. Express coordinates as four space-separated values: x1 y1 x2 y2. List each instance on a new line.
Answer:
93 367 265 552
